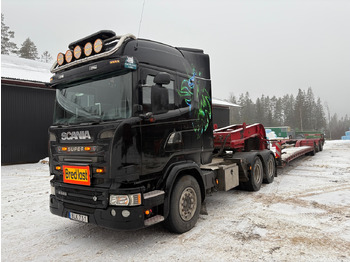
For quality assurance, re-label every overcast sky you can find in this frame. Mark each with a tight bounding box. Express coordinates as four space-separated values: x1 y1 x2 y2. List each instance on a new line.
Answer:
2 0 350 117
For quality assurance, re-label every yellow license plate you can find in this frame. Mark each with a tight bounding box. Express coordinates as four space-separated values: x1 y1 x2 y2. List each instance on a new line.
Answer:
63 165 90 186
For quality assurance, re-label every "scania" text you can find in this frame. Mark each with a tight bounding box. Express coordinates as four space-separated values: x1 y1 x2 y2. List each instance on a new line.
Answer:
61 131 91 141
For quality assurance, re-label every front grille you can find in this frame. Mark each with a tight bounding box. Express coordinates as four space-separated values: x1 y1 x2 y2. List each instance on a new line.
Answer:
56 185 108 209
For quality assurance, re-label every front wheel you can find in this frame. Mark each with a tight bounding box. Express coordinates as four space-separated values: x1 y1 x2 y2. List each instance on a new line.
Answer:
165 175 201 234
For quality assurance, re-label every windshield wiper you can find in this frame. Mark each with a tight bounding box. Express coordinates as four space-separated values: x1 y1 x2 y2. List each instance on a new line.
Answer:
63 115 102 126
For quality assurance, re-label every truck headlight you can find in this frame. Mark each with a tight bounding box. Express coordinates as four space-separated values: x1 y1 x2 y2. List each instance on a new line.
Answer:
109 193 141 206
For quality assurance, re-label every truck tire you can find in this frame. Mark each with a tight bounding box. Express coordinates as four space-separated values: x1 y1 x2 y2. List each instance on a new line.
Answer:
244 157 263 191
318 142 323 152
165 175 201 233
263 154 275 184
309 143 316 156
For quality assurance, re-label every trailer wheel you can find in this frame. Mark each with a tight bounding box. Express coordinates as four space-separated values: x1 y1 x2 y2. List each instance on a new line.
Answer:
244 157 263 191
263 154 275 184
310 143 316 156
318 142 323 152
165 175 201 233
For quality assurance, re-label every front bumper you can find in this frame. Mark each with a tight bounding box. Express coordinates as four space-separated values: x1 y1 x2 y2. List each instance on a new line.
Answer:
50 194 146 230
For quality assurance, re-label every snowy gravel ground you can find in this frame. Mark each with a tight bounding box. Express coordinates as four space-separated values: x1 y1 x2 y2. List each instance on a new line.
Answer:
1 140 350 262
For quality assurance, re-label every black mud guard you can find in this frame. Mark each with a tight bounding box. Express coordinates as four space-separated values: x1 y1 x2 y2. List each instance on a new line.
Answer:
162 161 206 219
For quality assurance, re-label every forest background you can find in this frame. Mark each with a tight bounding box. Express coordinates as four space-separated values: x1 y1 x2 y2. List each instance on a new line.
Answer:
229 87 349 139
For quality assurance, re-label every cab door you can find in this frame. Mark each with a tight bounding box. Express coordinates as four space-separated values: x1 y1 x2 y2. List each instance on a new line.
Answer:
139 68 176 176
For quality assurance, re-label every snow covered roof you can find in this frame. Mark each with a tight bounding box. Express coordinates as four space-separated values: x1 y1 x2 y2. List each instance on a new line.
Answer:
212 97 240 108
1 55 52 83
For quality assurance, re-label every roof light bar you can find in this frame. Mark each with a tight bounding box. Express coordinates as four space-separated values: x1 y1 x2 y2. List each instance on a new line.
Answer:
51 33 136 73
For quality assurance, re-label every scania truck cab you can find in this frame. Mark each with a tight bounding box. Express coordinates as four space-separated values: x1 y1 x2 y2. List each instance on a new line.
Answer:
49 30 215 233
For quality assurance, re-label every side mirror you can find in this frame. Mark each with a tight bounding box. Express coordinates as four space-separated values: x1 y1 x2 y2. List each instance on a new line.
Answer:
154 72 170 85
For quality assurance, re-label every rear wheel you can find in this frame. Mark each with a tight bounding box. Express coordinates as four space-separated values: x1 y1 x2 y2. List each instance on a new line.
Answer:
244 157 263 191
263 154 275 184
165 175 201 233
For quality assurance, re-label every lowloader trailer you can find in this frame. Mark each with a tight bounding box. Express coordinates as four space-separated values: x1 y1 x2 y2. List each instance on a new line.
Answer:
49 30 276 233
271 138 323 168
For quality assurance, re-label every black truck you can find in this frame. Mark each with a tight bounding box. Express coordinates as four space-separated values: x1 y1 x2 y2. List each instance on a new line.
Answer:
49 30 275 233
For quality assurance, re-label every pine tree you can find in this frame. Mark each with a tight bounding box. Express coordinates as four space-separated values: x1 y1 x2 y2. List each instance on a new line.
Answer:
305 87 316 130
41 51 52 63
19 37 39 60
255 98 264 124
294 89 306 131
1 13 18 55
314 98 326 131
273 97 283 126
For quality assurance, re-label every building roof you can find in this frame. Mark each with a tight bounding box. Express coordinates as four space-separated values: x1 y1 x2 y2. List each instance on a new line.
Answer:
1 55 52 83
212 98 240 108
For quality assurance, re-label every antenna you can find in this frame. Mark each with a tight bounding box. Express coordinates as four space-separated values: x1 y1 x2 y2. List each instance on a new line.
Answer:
137 0 146 38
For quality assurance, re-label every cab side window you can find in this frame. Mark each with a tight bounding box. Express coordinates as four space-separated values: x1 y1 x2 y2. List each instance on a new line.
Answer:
143 75 175 112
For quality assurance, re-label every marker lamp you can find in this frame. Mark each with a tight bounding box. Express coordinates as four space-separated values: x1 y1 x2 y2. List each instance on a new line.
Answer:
109 193 141 206
65 50 73 63
57 53 65 65
74 45 82 59
84 42 93 57
94 38 103 53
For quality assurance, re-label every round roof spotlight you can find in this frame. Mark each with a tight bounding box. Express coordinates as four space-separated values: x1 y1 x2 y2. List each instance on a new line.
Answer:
57 53 65 66
94 38 103 54
84 42 93 57
74 45 82 59
65 50 73 63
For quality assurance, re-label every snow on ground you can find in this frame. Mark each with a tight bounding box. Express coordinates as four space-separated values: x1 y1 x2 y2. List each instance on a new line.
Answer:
1 140 350 262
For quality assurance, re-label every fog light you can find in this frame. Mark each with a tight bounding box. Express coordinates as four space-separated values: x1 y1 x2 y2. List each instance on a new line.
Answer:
65 50 73 63
57 53 65 66
122 210 130 218
84 42 93 56
74 45 82 59
111 209 117 217
94 38 103 53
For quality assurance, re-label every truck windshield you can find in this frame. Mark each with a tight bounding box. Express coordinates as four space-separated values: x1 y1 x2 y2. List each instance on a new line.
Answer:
53 72 132 125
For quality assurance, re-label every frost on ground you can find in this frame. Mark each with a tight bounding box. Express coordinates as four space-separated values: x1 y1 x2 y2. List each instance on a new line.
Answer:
1 141 350 262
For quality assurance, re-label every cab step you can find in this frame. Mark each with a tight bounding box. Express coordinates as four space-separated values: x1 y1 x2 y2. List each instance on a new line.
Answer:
144 215 165 226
